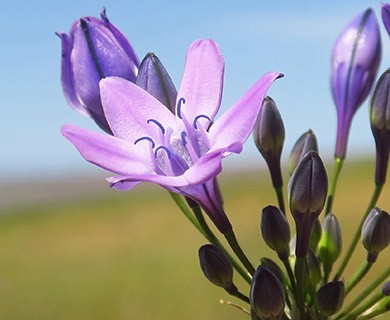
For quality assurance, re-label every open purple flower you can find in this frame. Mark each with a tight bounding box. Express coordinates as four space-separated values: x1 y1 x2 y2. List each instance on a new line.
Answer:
331 8 381 159
57 8 140 133
62 39 282 234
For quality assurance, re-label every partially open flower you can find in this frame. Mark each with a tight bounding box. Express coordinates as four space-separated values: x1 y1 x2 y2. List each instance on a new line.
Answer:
288 151 328 257
331 8 381 159
316 281 345 316
289 130 318 176
370 69 390 186
362 207 390 262
253 97 285 188
261 205 290 261
250 266 285 320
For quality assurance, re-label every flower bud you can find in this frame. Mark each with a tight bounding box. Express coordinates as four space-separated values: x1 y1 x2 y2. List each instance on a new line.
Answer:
136 53 178 113
382 4 390 36
302 249 322 291
318 213 342 270
289 130 318 176
382 281 390 296
370 69 390 186
331 8 381 159
250 266 285 320
57 8 140 133
253 96 285 188
260 258 288 287
362 207 390 262
288 151 328 257
316 281 345 316
309 218 322 251
261 205 291 261
198 244 236 294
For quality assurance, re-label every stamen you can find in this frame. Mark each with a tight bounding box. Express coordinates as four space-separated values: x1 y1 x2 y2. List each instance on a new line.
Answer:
181 131 187 146
176 97 186 119
193 114 211 130
134 136 155 148
154 146 171 159
147 119 165 134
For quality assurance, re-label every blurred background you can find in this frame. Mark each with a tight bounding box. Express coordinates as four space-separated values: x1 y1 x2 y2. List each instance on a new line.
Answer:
0 0 389 319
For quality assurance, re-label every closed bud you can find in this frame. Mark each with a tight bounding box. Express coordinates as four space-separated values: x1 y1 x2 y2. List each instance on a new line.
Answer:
382 281 390 296
309 218 322 251
136 53 178 113
370 69 390 185
198 244 236 293
318 213 342 269
288 151 328 257
250 266 285 320
362 207 390 262
260 258 288 287
261 205 291 261
289 130 318 176
302 249 322 291
331 8 381 159
57 8 140 133
316 281 345 316
253 96 285 188
382 4 390 36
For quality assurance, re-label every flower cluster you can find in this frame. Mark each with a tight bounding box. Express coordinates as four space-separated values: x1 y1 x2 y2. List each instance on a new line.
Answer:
58 5 390 320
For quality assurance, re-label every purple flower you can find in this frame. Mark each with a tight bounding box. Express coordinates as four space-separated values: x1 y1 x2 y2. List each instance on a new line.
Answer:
62 39 282 234
57 8 140 133
382 4 390 35
331 8 381 159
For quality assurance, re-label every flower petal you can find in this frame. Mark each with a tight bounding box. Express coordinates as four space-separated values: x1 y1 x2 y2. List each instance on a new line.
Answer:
209 71 283 153
61 124 154 175
176 39 224 129
100 77 176 144
56 31 89 116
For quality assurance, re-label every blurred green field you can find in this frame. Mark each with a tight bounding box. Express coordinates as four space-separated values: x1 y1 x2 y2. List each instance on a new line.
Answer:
0 159 389 320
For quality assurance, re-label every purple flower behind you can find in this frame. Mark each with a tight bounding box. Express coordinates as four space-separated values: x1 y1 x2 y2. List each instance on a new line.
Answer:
62 39 282 234
57 8 140 133
331 8 381 159
382 3 390 35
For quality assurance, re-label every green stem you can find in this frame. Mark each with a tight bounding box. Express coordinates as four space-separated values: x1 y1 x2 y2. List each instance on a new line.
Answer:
342 291 383 320
192 206 252 284
337 266 390 318
283 260 299 304
275 186 286 214
169 192 205 236
295 257 306 320
346 261 373 296
354 297 390 320
232 290 250 304
334 184 383 280
325 157 344 215
224 230 255 275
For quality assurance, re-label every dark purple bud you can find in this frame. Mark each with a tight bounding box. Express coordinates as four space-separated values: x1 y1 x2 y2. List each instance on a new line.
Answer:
302 249 322 291
250 308 261 320
57 8 140 134
309 218 322 251
250 266 285 320
288 151 328 257
261 205 291 261
362 207 390 262
318 213 342 269
331 8 381 159
136 53 177 113
198 244 236 294
260 257 288 287
289 130 318 176
370 69 390 185
316 281 345 316
382 281 390 296
253 96 285 188
382 4 390 36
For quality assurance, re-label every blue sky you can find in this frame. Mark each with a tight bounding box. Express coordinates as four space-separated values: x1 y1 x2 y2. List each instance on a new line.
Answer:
1 0 388 181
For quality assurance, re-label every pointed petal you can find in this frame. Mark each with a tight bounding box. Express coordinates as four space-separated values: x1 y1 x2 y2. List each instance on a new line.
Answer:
56 32 89 116
176 39 224 128
61 124 154 175
209 72 283 153
100 77 176 144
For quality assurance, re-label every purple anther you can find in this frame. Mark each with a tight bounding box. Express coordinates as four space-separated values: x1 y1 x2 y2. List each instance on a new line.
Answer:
154 145 171 159
147 119 166 134
177 97 186 119
134 136 155 148
181 131 188 146
193 114 211 129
